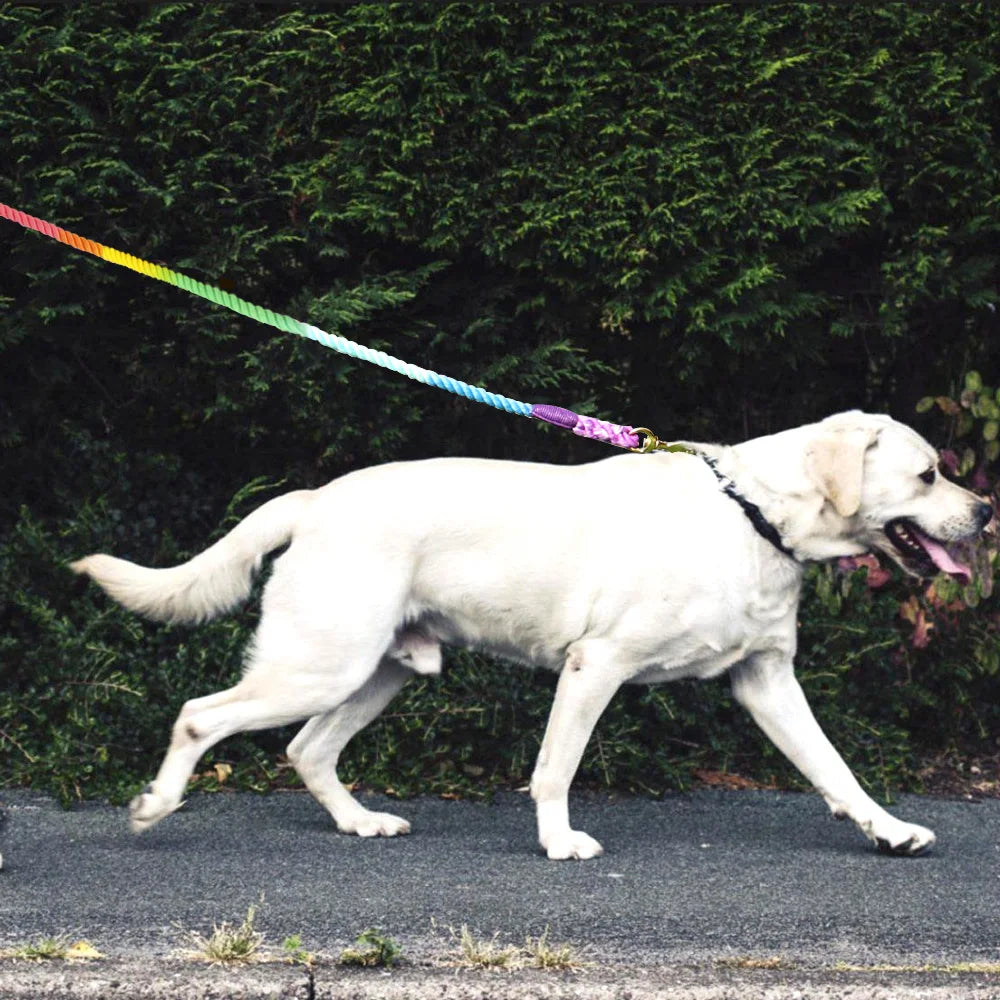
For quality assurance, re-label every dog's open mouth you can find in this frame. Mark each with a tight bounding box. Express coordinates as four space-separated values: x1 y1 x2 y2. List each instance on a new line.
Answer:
884 518 972 584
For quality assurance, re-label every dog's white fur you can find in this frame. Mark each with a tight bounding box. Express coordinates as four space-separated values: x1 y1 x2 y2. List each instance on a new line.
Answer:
72 411 991 858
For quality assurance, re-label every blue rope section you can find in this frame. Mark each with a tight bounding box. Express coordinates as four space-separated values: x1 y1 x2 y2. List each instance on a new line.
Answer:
300 324 535 417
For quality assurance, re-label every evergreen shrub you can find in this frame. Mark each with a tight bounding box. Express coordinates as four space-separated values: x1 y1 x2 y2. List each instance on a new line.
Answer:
2 4 998 802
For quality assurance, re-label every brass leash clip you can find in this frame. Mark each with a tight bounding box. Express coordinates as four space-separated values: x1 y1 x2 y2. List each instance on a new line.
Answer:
630 427 695 456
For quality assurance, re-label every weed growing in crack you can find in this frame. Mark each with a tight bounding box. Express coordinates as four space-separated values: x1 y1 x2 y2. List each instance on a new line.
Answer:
453 925 521 970
282 933 314 966
180 901 265 964
6 936 72 961
339 928 403 968
445 923 588 971
523 927 588 970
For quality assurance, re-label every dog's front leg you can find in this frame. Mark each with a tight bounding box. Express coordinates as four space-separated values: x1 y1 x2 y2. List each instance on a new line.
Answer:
531 641 626 860
730 653 935 855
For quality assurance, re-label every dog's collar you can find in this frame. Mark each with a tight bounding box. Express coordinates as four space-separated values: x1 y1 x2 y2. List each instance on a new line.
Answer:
698 454 797 560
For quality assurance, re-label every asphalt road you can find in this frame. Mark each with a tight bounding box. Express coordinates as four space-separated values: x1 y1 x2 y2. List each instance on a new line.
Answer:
1 787 998 998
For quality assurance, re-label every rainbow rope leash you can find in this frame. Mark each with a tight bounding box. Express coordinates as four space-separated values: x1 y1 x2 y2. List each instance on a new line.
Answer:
1 202 663 451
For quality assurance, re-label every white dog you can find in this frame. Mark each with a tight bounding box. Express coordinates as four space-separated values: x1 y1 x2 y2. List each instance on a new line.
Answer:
72 411 992 859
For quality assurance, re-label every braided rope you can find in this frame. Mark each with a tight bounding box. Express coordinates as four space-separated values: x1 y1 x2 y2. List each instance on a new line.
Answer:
1 202 645 447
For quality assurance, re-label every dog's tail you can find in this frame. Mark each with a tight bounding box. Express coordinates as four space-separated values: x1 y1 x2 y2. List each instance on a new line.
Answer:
70 490 312 625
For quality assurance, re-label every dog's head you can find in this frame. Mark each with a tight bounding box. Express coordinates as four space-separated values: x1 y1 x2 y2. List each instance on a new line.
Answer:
804 412 993 583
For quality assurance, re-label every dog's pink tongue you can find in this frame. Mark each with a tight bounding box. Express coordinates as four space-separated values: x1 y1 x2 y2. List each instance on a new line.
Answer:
912 526 972 584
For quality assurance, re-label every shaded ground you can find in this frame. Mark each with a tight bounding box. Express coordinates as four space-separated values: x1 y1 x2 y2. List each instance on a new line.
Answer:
915 750 1000 801
690 749 1000 801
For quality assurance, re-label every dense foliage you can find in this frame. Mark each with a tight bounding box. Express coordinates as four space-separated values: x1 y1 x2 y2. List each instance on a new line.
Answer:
2 3 998 805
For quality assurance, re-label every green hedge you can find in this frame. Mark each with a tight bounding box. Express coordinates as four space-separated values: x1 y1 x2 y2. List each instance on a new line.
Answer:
2 3 998 804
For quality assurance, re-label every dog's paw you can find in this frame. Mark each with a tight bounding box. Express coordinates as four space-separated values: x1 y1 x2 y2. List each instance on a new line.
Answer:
339 810 411 838
875 824 935 856
867 819 935 856
128 785 183 834
544 830 604 861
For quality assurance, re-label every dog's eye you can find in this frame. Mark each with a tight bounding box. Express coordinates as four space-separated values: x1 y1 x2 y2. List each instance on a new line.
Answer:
919 468 936 485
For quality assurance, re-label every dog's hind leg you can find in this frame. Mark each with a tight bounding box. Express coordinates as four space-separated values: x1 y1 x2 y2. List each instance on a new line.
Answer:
129 636 397 834
128 542 416 834
287 658 413 837
129 686 246 832
129 693 247 833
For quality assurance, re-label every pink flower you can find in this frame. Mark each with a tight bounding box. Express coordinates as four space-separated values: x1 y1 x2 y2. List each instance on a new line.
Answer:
838 554 892 588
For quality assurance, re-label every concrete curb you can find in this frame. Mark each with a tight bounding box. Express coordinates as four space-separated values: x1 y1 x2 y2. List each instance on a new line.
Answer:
1 958 999 1000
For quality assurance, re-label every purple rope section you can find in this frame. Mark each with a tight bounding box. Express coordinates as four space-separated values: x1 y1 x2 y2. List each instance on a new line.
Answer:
531 404 642 450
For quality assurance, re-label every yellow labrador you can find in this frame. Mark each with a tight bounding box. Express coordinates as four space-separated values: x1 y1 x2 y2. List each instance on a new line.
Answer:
72 411 992 858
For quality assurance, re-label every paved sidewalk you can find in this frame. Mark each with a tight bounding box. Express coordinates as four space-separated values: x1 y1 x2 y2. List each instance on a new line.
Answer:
0 788 998 997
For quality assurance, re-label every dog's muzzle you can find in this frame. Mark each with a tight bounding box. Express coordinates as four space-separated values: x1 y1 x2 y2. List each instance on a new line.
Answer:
883 506 992 584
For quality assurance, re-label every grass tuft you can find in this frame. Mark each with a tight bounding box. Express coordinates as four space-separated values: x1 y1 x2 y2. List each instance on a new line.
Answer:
281 933 314 966
182 902 265 964
523 927 588 970
339 928 403 967
7 936 72 961
447 924 587 971
453 925 520 970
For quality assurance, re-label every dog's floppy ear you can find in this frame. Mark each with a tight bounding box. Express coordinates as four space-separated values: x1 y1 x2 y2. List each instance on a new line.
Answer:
805 427 879 518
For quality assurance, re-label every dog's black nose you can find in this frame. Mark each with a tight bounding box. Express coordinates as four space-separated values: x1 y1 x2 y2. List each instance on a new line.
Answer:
976 502 994 529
